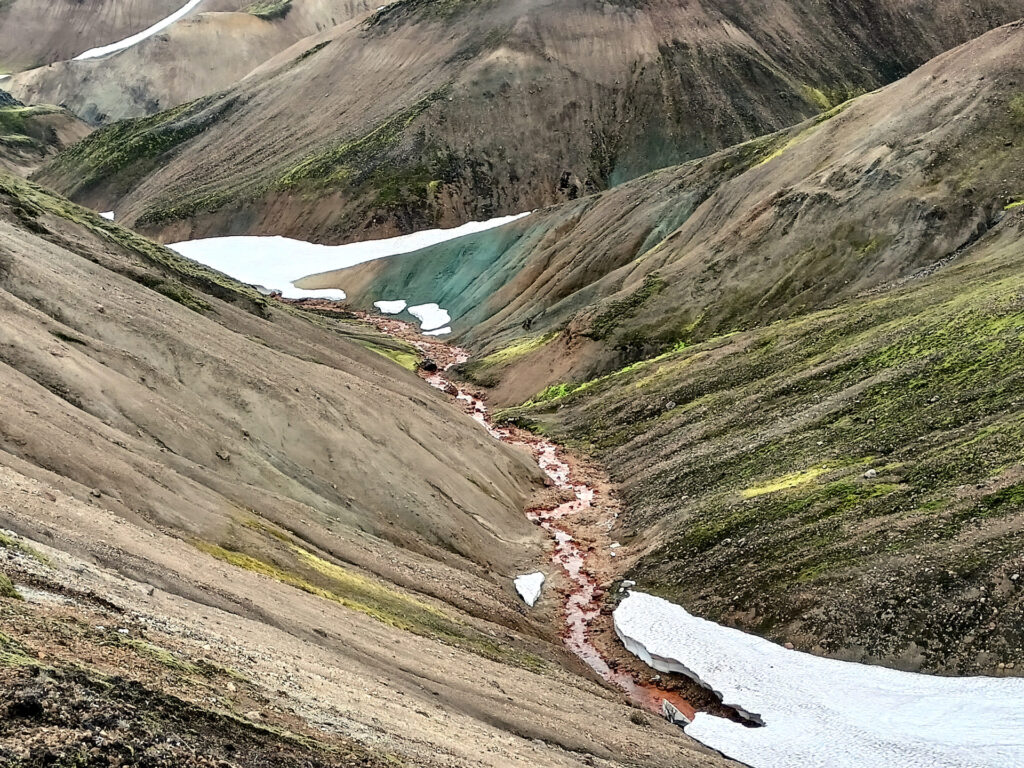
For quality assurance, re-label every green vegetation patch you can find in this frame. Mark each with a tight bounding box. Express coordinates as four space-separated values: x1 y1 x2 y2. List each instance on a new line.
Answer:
740 466 831 499
357 339 420 371
0 530 49 564
0 572 22 601
0 630 33 665
278 89 448 195
245 0 292 19
585 273 665 340
41 94 238 199
502 227 1024 659
0 172 272 317
196 540 546 672
478 332 557 367
365 0 487 29
0 104 60 151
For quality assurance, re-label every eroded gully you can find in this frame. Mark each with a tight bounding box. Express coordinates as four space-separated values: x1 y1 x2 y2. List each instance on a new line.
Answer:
352 311 699 724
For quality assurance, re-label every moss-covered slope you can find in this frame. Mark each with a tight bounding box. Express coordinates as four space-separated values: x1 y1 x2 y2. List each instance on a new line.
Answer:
498 210 1024 674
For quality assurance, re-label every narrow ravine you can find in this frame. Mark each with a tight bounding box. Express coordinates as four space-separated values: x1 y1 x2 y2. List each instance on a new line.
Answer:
348 309 700 723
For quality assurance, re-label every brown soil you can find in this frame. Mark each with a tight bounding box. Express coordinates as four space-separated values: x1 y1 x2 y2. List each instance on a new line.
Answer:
0 174 734 767
0 0 186 71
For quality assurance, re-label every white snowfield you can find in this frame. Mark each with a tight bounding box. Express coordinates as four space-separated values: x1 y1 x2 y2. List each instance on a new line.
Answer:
373 300 408 314
407 303 450 332
100 211 115 220
614 591 1024 768
170 212 529 305
74 0 205 60
514 573 545 607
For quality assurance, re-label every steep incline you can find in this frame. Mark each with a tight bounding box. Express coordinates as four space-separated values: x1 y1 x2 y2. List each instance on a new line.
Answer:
325 20 1024 403
0 91 92 177
0 0 184 71
6 0 381 125
320 24 1024 674
496 203 1024 676
36 0 1024 243
0 171 732 766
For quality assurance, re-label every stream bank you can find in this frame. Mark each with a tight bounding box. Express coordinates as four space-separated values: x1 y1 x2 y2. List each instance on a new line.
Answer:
293 301 743 725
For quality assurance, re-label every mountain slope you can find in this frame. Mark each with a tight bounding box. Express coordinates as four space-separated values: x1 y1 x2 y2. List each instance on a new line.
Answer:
322 19 1024 403
36 0 1024 244
316 22 1024 674
496 203 1024 676
0 171 731 766
0 0 184 72
5 0 382 125
0 91 92 176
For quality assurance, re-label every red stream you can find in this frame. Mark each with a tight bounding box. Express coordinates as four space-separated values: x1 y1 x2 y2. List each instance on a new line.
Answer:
422 363 697 722
306 306 697 723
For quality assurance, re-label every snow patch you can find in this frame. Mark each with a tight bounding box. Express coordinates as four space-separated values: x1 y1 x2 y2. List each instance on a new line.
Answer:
407 303 450 332
99 211 115 220
73 0 204 60
514 573 545 607
373 300 407 314
170 212 529 305
423 326 451 336
614 591 1024 768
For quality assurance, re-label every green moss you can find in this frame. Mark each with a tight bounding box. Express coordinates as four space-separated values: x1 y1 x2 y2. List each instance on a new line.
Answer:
1010 94 1024 125
195 540 546 672
115 636 200 674
801 85 833 111
740 466 830 498
0 172 272 317
0 104 59 135
586 273 666 340
357 340 420 371
42 94 238 199
245 0 292 19
278 90 446 190
0 630 33 665
0 530 49 564
1005 199 1023 210
134 187 237 228
0 572 22 601
131 272 213 313
504 224 1024 640
478 333 557 367
365 0 486 29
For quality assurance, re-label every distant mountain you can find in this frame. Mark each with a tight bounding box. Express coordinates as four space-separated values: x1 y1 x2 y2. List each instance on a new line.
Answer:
5 0 380 125
35 0 1024 244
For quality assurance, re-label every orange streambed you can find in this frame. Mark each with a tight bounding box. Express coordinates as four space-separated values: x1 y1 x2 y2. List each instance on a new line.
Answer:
332 308 697 723
424 362 698 723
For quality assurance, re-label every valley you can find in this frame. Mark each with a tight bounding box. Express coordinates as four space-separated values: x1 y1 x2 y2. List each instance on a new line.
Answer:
2 2 1024 767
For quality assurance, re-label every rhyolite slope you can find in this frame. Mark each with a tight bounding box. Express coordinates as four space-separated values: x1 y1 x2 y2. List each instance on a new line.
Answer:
35 0 1024 243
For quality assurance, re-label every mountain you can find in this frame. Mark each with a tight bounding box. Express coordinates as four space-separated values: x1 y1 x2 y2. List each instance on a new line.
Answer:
0 170 732 766
0 90 91 176
5 0 381 125
320 20 1024 673
325 19 1024 401
34 0 1024 244
0 0 185 72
